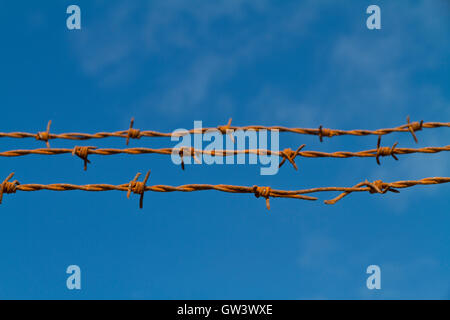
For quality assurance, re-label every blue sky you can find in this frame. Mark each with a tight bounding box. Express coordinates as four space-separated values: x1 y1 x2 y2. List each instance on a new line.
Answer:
0 0 449 299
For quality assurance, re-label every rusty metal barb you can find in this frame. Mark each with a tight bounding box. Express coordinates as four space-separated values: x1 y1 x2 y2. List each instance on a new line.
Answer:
375 136 399 165
126 117 142 145
0 172 19 204
279 144 306 170
127 170 150 208
72 146 96 171
35 120 52 147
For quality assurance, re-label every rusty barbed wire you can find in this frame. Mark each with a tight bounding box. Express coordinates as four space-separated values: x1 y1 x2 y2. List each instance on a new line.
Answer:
0 139 448 170
0 117 448 147
1 172 448 209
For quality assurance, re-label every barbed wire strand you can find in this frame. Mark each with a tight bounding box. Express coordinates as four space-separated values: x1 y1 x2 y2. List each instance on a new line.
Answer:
1 117 448 147
1 172 448 210
0 138 448 170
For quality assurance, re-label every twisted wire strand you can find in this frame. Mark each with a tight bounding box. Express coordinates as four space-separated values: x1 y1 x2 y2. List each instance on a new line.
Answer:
0 142 448 170
0 117 448 146
1 172 449 209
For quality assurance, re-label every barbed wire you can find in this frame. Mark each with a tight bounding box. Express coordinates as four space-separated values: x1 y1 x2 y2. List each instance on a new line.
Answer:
0 137 448 170
1 172 448 209
1 117 448 147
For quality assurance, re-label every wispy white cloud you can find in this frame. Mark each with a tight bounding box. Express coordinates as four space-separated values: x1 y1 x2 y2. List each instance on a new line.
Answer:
69 0 324 117
70 0 449 121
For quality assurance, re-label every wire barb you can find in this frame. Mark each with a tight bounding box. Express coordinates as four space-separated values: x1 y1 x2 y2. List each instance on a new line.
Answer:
318 125 333 142
217 118 235 143
252 186 272 210
375 136 399 165
324 179 401 205
279 145 306 170
178 147 201 170
365 179 400 194
72 146 95 171
0 173 19 204
405 116 423 143
127 170 150 209
126 117 141 146
35 120 52 148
